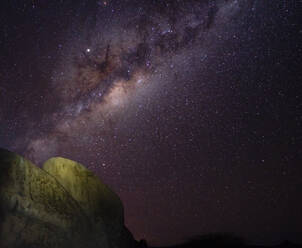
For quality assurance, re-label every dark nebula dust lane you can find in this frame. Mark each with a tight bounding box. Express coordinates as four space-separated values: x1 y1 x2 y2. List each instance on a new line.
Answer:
16 0 250 164
1 0 302 246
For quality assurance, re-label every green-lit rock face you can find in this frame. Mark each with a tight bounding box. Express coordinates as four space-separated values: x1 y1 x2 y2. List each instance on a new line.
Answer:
0 148 136 248
43 157 126 248
0 148 95 248
43 157 124 226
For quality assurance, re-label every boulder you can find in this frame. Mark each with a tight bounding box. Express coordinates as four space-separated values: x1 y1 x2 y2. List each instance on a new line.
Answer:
0 148 103 247
0 148 137 248
43 157 124 225
43 157 127 248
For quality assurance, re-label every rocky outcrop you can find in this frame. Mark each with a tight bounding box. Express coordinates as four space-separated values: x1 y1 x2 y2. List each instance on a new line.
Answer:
43 157 134 248
0 148 137 248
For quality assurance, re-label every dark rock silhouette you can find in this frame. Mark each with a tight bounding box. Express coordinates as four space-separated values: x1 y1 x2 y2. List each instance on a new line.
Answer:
156 233 245 248
138 239 148 248
1 148 301 248
0 148 137 248
182 233 245 247
154 233 302 248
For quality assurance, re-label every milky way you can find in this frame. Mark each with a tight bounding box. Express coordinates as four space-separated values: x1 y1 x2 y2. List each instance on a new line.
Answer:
20 0 249 164
1 0 301 246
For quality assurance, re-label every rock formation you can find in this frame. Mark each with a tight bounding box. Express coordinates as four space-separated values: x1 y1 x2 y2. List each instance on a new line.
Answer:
0 148 137 248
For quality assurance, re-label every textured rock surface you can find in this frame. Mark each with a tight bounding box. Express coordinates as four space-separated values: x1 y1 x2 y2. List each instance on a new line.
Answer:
43 157 124 226
0 148 96 248
0 148 136 248
43 157 129 248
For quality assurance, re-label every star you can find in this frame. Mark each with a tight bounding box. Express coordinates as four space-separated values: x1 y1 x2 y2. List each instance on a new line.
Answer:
1 0 301 246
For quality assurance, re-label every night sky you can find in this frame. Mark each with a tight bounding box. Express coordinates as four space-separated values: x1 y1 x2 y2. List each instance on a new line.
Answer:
0 0 302 246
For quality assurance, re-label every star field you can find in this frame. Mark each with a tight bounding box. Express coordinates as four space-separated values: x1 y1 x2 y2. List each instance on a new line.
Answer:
0 0 302 246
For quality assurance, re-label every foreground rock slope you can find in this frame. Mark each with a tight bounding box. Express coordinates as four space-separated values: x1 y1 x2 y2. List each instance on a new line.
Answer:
0 148 137 248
